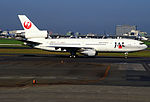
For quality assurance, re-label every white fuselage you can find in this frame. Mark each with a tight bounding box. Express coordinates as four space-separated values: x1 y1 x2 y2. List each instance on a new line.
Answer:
28 38 147 53
17 15 148 56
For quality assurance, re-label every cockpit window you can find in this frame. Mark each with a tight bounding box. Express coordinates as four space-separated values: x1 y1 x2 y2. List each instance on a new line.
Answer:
140 42 145 45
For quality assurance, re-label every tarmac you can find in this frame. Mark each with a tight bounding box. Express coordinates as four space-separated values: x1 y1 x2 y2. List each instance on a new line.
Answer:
0 54 150 102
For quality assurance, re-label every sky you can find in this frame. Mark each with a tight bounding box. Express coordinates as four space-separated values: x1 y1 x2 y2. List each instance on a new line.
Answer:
0 0 150 35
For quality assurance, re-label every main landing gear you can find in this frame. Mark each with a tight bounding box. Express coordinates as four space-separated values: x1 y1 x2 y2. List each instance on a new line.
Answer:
70 55 76 58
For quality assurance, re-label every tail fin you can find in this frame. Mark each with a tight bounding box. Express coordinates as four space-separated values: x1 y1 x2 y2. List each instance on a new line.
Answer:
18 15 39 32
18 15 47 38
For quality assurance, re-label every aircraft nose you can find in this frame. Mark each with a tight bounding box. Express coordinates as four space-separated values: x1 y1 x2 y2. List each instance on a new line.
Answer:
144 44 148 49
141 44 148 50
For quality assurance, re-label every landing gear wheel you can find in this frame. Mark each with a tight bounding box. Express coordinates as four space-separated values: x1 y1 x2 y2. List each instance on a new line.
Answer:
70 55 76 58
68 49 77 58
124 52 128 59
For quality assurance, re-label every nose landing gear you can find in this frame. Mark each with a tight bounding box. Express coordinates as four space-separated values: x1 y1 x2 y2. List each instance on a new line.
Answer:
124 52 128 59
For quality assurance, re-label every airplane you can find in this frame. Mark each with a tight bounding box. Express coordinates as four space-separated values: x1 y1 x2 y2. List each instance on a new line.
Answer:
17 15 147 57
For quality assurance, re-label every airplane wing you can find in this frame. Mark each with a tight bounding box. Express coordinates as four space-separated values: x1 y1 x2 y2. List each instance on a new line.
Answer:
47 45 97 57
47 45 93 49
46 45 94 52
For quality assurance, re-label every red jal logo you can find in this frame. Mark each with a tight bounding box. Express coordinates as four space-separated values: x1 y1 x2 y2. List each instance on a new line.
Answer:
118 45 122 49
24 21 32 29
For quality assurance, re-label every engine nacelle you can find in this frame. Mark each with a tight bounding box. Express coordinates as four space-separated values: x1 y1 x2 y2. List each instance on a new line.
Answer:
80 49 97 56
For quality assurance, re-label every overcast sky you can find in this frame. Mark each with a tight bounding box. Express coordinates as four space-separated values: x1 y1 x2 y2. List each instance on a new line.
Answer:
0 0 150 35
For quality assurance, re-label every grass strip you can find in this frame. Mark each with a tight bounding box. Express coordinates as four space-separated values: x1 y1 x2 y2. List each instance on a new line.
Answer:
0 49 69 55
0 38 23 44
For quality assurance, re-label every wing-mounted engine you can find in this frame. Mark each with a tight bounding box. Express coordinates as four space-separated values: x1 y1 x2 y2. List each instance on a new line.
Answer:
80 48 97 56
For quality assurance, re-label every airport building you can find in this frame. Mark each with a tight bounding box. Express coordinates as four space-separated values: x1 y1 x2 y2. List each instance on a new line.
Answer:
116 25 137 36
123 30 147 37
123 30 148 40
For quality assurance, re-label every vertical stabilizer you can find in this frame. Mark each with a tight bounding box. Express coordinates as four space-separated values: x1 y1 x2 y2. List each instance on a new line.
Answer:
18 15 47 38
18 15 39 32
